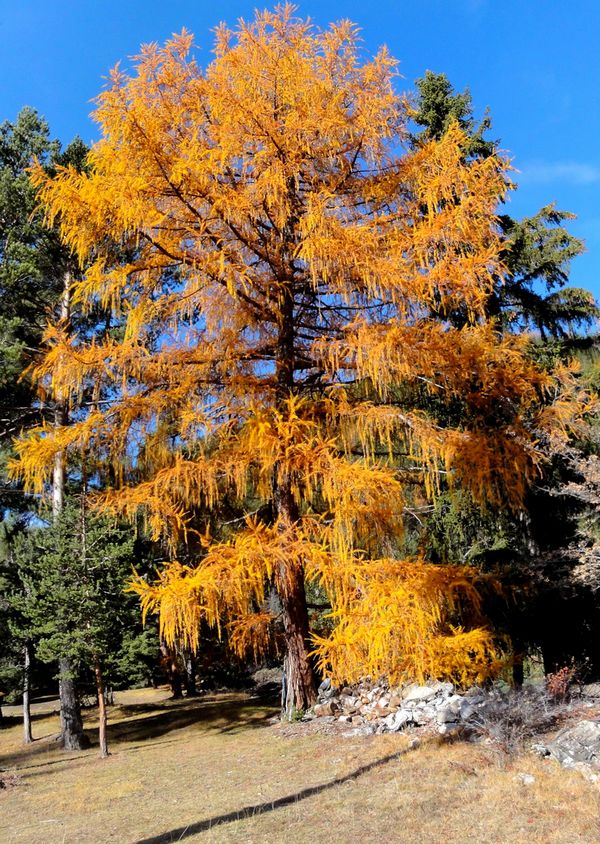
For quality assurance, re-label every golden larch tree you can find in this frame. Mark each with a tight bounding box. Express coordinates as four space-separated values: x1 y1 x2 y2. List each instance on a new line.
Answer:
12 6 587 713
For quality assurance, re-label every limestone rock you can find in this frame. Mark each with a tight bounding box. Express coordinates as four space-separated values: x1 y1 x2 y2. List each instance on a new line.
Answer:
579 683 600 700
515 773 536 786
445 694 463 712
340 694 360 713
459 700 476 721
436 705 459 725
314 700 340 717
403 685 438 704
384 709 412 732
541 720 600 767
412 706 435 725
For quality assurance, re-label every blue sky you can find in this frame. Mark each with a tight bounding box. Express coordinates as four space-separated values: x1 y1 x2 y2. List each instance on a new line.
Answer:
1 0 599 298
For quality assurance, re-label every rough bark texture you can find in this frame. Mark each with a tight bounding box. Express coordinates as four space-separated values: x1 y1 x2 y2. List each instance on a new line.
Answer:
280 566 317 716
94 658 109 758
53 273 87 751
274 277 317 718
58 657 88 751
22 642 33 744
274 471 317 717
184 653 198 696
160 641 183 699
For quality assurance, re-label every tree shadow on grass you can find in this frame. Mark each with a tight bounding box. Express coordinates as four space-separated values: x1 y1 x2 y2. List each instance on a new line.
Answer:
2 737 184 779
0 710 59 729
0 694 277 772
107 695 278 745
134 741 421 843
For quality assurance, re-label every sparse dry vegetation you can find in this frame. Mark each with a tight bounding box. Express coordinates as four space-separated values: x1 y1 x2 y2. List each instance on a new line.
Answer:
1 688 600 844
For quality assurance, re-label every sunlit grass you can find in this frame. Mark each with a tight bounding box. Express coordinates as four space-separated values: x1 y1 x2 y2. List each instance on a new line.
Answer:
1 688 599 843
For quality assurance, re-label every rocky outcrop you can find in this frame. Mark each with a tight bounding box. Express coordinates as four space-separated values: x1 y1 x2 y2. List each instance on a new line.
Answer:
306 678 486 736
535 720 600 780
309 678 600 780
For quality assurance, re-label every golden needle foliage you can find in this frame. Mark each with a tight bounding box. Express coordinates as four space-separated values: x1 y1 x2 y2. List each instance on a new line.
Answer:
11 6 592 689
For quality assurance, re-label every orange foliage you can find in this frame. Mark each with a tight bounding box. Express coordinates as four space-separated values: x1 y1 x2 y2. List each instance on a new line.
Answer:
10 6 591 694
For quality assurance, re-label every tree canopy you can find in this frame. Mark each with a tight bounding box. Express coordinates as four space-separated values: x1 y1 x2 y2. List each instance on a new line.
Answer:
10 6 592 712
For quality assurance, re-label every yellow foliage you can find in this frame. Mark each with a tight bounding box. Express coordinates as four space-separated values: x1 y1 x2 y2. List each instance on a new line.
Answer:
11 6 593 690
310 557 506 686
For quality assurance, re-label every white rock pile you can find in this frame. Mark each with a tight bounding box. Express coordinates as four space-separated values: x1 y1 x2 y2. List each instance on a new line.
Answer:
306 678 486 736
535 720 600 781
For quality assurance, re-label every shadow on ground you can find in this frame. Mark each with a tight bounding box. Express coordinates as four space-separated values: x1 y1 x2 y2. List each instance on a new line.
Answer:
133 741 420 843
0 693 278 772
108 695 277 744
0 710 60 729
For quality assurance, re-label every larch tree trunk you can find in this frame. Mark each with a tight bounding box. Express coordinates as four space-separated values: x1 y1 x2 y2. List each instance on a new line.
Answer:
160 640 183 699
275 278 317 718
184 652 198 696
280 565 316 716
275 480 317 717
22 641 33 744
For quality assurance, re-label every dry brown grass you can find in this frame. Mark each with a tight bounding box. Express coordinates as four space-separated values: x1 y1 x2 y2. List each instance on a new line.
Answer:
1 688 599 844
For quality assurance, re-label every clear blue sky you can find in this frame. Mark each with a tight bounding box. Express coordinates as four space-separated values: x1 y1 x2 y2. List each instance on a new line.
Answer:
2 0 599 298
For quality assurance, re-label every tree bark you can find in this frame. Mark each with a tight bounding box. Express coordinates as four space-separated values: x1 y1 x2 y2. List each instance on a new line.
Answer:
23 642 33 744
53 271 86 751
274 273 317 718
160 640 183 699
94 657 109 758
273 464 317 717
52 271 70 520
274 471 317 717
58 657 88 750
184 652 198 696
280 566 316 716
512 653 524 688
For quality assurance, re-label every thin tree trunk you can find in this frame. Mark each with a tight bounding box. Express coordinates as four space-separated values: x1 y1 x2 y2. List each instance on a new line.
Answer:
512 636 525 688
58 657 87 750
160 640 183 699
94 657 109 758
54 270 86 751
184 653 198 696
52 271 70 521
23 642 33 744
54 401 86 749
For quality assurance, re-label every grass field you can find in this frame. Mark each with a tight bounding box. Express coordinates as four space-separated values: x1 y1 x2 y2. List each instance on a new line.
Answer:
1 688 599 843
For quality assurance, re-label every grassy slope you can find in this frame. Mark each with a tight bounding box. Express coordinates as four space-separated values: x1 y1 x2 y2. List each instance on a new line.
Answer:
1 689 599 844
